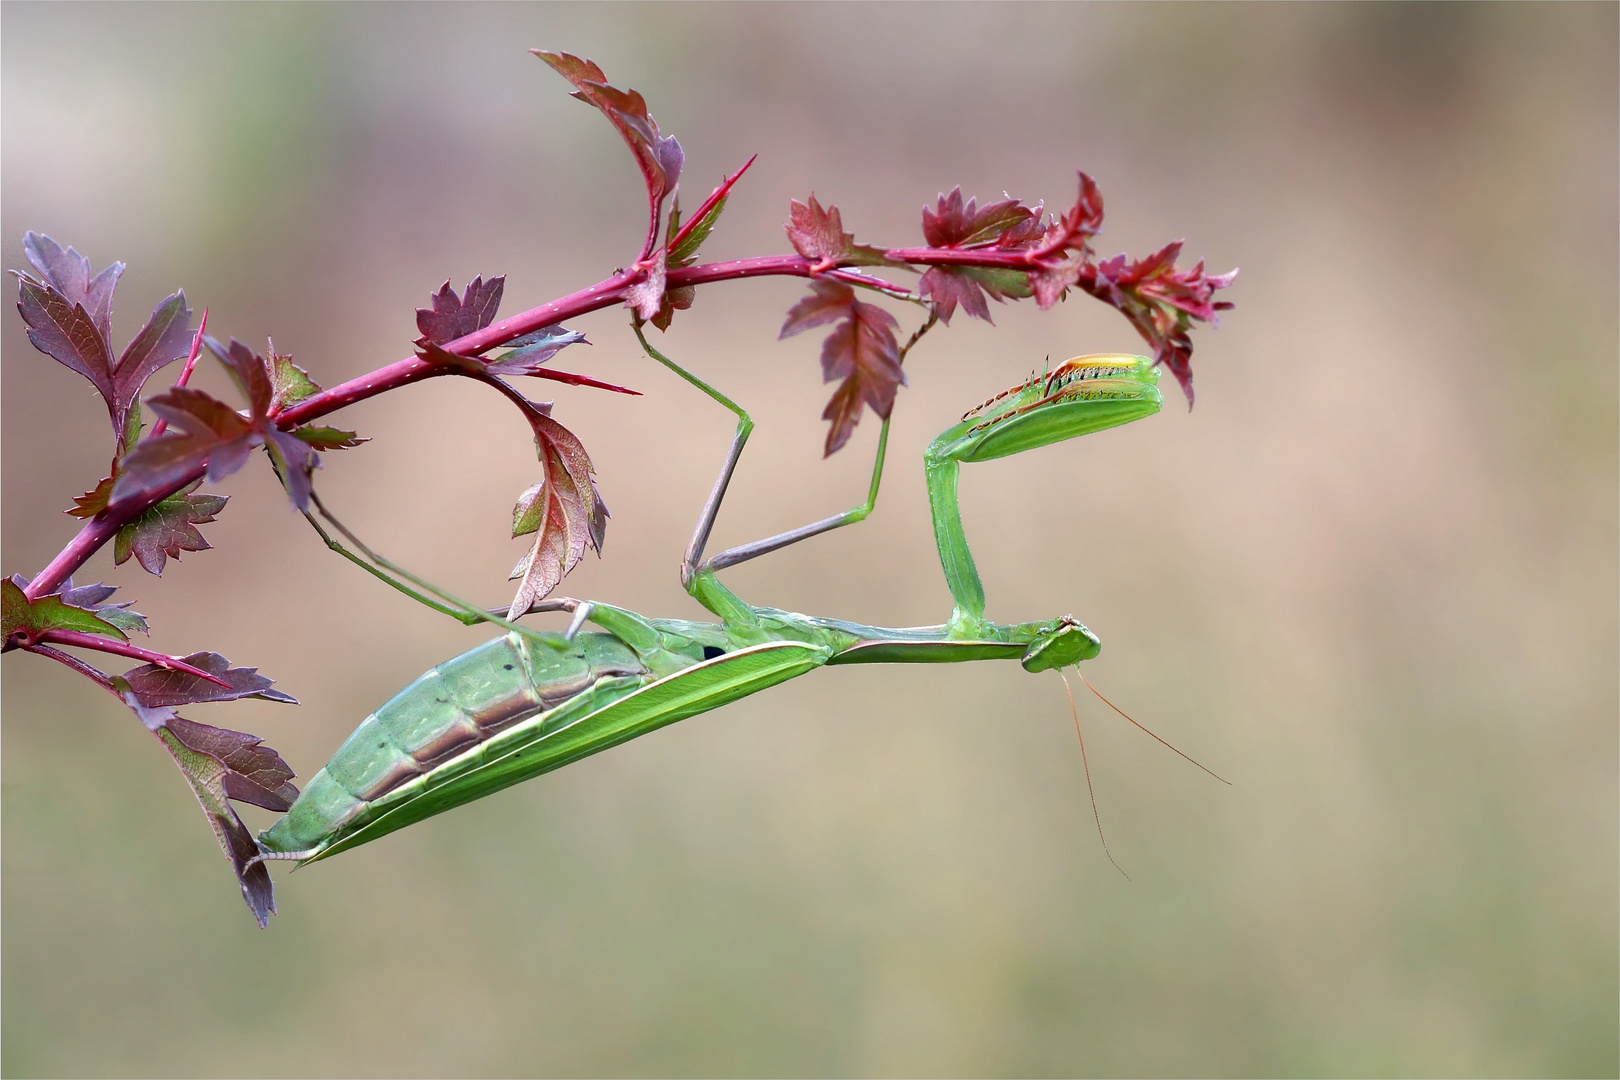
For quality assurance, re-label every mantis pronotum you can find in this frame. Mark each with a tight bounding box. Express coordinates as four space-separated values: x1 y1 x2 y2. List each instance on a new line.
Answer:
252 331 1213 877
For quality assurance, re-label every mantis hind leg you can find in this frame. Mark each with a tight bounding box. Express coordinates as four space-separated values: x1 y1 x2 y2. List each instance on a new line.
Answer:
301 491 509 629
302 490 663 655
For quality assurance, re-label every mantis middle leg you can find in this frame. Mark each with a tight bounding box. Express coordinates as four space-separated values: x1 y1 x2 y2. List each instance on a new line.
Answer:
630 323 903 612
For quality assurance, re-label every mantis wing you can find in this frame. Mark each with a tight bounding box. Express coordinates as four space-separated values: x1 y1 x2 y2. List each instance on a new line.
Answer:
299 639 831 864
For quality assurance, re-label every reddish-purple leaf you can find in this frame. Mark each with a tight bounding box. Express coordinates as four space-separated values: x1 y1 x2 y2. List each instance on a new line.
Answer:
110 433 228 508
918 267 991 324
67 474 115 518
125 339 331 510
419 339 638 395
205 336 274 419
113 290 193 425
56 579 117 607
209 338 324 507
12 235 191 443
2 576 132 645
144 386 253 442
164 715 298 812
779 278 857 336
534 51 683 229
415 276 505 346
264 429 320 511
15 276 113 393
23 232 123 343
786 195 850 263
1029 255 1084 310
780 280 903 456
1083 241 1238 405
121 651 297 708
815 307 903 456
113 485 228 576
623 250 667 323
785 195 896 268
54 577 147 636
921 187 1039 249
112 386 256 506
917 265 1030 325
649 285 696 332
818 379 867 459
508 414 604 613
144 709 297 927
415 339 484 374
1018 171 1107 264
916 188 1042 323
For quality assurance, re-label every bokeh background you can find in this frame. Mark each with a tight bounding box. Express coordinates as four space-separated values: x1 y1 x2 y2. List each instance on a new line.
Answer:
3 4 1615 1076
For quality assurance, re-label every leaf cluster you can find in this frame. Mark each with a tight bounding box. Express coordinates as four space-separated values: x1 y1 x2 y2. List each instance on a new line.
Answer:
122 652 300 927
533 50 1233 450
4 570 298 925
8 237 364 922
408 275 610 614
2 575 145 646
109 336 363 516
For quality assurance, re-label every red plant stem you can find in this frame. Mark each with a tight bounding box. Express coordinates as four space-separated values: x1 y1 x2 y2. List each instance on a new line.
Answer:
275 273 638 427
23 243 1062 599
26 507 179 600
23 629 232 686
883 246 1073 268
283 259 923 426
473 372 549 424
665 253 816 288
148 307 209 439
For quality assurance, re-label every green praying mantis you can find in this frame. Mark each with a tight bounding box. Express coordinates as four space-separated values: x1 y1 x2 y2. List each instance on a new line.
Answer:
251 330 1225 879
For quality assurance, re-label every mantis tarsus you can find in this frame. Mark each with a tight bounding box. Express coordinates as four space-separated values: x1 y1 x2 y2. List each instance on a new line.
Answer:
252 330 1220 881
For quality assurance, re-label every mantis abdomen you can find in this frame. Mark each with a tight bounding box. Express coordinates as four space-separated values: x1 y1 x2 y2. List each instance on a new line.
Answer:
259 629 651 856
258 627 835 864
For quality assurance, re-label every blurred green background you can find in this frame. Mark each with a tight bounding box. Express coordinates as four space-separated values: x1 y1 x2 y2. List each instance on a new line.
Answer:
3 4 1615 1076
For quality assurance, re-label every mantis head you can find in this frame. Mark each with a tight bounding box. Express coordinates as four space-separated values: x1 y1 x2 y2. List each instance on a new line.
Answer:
1020 615 1101 672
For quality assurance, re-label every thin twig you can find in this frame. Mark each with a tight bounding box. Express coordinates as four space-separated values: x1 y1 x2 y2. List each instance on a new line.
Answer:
148 308 209 439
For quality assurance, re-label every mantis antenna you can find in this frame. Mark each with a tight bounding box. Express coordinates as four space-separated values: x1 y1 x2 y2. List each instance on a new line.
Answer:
1053 668 1232 879
1061 671 1130 880
1078 672 1232 786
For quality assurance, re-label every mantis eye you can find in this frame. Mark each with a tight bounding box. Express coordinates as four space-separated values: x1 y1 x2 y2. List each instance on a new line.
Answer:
1021 618 1101 672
